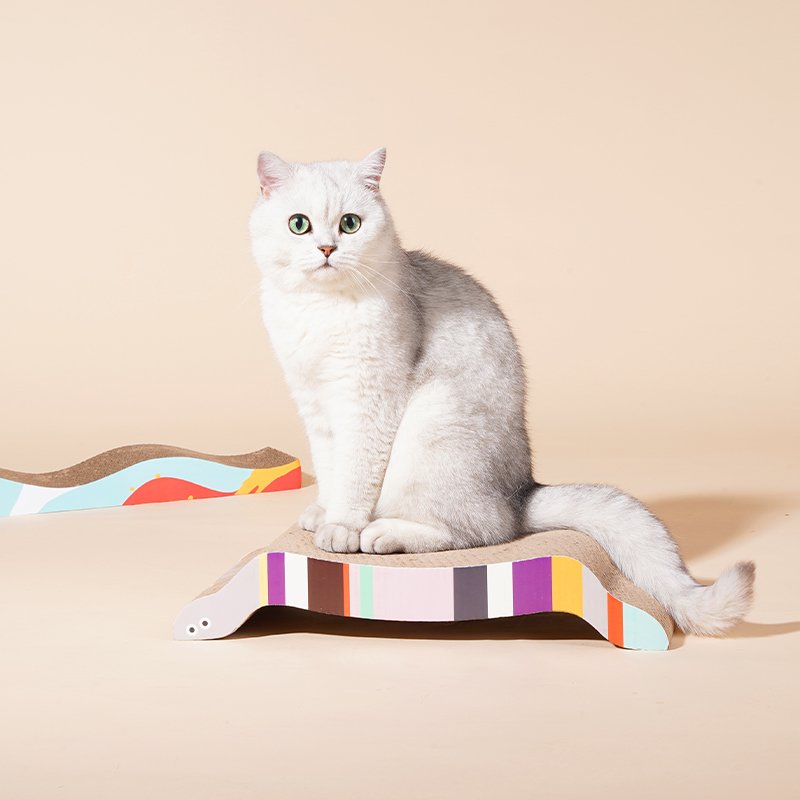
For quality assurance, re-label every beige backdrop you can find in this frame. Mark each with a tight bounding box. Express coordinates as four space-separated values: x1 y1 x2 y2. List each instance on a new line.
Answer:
0 2 798 799
1 0 797 471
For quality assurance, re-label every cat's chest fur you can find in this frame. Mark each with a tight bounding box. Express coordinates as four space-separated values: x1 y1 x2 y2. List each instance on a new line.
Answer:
261 284 395 392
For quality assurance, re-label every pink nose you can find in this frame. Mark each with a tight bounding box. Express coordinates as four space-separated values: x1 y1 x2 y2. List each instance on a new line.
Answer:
318 245 337 258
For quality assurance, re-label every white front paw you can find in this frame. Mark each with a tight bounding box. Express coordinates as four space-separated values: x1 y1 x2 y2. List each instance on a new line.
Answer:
299 502 326 533
360 519 404 554
314 523 360 554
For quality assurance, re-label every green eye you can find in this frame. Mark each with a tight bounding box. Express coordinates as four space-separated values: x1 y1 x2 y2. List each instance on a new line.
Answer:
340 213 361 234
288 214 311 235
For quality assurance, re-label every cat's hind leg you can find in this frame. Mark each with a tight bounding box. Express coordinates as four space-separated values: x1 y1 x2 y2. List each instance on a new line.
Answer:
360 518 454 554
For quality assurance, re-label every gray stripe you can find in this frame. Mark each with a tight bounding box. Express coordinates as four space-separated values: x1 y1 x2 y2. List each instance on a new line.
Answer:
453 565 488 621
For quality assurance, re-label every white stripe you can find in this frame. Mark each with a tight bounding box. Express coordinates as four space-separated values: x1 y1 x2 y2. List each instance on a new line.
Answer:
486 561 514 618
284 552 308 609
581 565 608 639
10 484 72 516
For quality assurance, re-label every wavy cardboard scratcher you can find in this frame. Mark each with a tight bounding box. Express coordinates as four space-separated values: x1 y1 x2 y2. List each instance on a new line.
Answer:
175 525 674 650
0 444 301 517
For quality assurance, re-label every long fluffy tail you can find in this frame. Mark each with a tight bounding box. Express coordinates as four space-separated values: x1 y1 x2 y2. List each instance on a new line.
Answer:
525 483 755 636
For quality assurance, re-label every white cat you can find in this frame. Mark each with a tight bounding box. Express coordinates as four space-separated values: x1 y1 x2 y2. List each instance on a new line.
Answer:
249 148 754 635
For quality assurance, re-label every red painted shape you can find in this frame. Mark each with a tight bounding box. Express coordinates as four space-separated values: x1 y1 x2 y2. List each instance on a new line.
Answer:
124 477 232 506
263 466 302 493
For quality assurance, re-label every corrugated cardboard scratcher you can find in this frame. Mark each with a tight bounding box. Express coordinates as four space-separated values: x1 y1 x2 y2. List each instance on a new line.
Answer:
0 444 301 517
174 525 675 650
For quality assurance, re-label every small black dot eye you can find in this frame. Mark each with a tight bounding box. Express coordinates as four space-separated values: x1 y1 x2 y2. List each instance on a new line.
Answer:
201 619 209 627
340 213 361 234
187 626 196 634
288 214 311 235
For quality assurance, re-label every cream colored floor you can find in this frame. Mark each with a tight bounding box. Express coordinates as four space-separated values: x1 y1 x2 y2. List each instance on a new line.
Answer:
1 450 797 800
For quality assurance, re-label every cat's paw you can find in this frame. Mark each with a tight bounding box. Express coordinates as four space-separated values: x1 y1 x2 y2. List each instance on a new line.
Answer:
314 523 360 554
359 519 405 554
299 502 326 533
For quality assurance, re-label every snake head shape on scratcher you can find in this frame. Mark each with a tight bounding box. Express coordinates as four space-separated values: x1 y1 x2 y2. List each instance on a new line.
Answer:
246 148 754 638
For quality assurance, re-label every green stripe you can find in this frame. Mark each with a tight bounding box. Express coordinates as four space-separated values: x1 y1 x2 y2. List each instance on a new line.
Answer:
360 565 373 618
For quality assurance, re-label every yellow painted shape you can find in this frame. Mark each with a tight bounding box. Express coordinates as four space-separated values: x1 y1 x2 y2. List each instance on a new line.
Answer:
234 460 301 495
258 553 268 607
552 556 583 616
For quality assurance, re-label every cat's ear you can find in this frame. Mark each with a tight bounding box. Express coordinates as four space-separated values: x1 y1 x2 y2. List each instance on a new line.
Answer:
257 152 290 198
358 147 387 192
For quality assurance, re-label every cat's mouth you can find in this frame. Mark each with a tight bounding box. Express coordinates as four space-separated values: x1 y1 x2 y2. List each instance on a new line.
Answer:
312 257 340 271
310 261 342 280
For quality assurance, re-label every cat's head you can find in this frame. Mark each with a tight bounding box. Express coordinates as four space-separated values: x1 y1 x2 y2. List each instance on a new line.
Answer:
249 149 396 292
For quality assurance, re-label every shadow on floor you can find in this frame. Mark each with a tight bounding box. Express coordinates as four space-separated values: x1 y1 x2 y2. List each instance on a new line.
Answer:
726 620 800 639
647 492 790 560
231 607 800 646
231 606 612 645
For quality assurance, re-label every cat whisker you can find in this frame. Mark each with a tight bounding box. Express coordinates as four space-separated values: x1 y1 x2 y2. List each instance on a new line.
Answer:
342 266 391 310
342 267 369 297
351 261 421 310
338 264 390 309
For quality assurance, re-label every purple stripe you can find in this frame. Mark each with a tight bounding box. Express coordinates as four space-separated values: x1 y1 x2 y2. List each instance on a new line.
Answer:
512 557 552 615
267 551 285 605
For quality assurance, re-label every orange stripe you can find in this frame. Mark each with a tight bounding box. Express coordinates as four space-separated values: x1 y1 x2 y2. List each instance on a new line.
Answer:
607 594 624 647
342 563 350 616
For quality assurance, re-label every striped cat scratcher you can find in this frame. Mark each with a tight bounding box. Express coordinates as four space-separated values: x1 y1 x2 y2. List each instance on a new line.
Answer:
0 444 301 517
174 525 674 650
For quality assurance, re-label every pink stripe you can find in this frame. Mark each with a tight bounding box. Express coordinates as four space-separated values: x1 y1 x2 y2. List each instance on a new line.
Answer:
373 566 454 621
349 563 361 617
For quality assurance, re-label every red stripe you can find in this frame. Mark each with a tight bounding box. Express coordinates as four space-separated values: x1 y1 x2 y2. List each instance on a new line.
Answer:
342 563 350 616
607 594 624 647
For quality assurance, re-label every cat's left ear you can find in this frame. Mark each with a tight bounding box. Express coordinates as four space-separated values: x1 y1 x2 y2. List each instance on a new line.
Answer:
358 147 387 192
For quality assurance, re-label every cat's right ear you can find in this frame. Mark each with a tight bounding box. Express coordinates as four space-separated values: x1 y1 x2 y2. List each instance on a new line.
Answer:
257 152 290 199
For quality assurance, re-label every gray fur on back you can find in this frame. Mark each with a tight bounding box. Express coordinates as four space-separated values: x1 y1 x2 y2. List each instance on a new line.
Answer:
395 249 535 547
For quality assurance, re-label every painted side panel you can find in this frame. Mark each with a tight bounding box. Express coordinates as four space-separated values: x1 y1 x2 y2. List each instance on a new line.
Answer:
623 603 670 650
1 458 301 518
0 479 22 516
513 557 552 615
552 556 583 616
307 558 345 615
581 565 609 640
284 552 308 610
175 551 670 651
359 565 374 619
348 561 361 617
372 566 454 622
453 565 488 621
486 562 514 618
267 552 285 606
